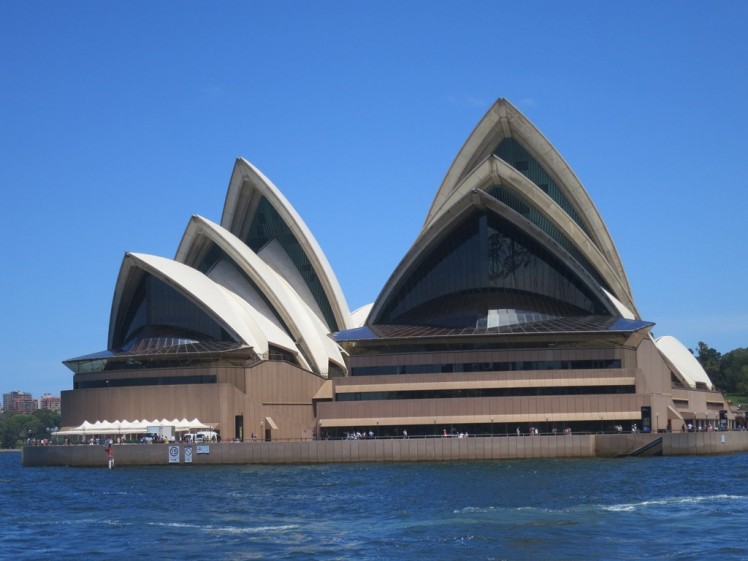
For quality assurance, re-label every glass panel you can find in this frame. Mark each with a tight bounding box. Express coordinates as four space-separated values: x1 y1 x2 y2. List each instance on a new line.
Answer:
374 211 610 328
336 384 635 401
244 196 338 331
494 138 590 237
113 273 235 350
487 184 611 291
351 359 621 376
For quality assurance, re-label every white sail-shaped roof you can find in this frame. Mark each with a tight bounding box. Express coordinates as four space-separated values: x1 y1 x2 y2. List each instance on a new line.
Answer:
425 156 637 314
108 252 266 352
425 99 635 312
655 335 715 390
351 303 374 328
220 158 352 333
175 215 345 376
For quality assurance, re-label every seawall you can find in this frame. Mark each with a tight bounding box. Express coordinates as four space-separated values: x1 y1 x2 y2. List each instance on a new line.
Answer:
22 431 748 467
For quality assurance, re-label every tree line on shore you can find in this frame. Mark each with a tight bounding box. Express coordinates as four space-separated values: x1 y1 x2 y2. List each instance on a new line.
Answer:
0 409 60 449
695 342 748 397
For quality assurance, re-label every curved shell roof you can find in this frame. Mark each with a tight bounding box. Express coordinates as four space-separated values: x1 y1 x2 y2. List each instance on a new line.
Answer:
425 99 635 313
102 157 353 378
655 335 714 390
429 156 637 314
220 157 351 333
369 99 639 329
351 303 374 328
175 215 345 375
109 252 268 353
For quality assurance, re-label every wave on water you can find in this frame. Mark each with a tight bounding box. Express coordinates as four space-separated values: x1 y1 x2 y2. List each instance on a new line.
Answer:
455 494 748 518
57 518 133 528
603 494 747 512
455 505 592 515
205 524 300 535
147 521 300 535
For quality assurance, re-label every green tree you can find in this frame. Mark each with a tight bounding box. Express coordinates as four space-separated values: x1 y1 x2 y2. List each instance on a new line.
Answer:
693 342 723 388
0 413 33 448
720 348 748 395
0 410 61 448
736 366 748 397
0 414 20 448
32 408 60 432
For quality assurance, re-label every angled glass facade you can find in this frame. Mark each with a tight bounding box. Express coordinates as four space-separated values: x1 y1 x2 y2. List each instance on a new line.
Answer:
486 183 611 291
494 138 590 237
373 210 610 328
111 273 234 351
244 196 339 331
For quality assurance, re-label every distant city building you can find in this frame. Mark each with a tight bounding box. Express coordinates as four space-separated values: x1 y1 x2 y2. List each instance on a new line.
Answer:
39 394 62 414
3 390 38 414
61 99 732 440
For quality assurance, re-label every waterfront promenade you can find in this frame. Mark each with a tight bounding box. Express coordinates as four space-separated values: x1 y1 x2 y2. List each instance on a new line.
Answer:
22 431 748 467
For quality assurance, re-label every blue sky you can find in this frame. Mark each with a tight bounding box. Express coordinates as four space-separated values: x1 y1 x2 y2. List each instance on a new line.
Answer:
2 2 747 398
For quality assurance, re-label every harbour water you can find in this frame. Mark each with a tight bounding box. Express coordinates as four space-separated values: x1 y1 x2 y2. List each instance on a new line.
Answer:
2 451 746 560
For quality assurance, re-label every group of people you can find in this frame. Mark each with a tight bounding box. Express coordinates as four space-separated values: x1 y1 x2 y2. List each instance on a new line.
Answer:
516 426 572 436
442 429 469 438
682 422 726 432
343 430 376 440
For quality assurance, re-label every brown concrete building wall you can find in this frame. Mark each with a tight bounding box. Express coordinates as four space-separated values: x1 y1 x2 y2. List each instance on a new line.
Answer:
61 383 244 437
318 393 651 429
61 362 326 442
243 361 326 441
23 432 748 467
319 360 651 432
635 337 673 395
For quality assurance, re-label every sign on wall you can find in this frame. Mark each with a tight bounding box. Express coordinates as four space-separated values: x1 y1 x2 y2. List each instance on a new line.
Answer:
168 445 180 463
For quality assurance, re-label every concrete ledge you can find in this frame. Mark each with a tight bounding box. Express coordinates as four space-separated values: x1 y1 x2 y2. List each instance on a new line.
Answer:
22 432 748 468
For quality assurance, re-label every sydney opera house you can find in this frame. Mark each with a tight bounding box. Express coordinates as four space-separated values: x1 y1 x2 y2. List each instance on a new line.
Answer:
61 99 732 441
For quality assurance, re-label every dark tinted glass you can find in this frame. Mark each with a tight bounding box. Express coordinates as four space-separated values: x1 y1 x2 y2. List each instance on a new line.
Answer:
114 273 234 349
374 211 609 328
244 196 338 331
494 138 590 236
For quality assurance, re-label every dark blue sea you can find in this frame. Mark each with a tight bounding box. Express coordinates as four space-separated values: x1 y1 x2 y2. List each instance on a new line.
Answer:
2 451 746 560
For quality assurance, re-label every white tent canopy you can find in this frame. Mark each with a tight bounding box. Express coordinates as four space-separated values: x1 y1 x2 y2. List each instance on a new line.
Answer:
56 418 217 436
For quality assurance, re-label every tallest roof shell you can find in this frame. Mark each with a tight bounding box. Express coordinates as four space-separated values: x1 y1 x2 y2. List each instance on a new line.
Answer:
220 158 352 333
425 99 635 313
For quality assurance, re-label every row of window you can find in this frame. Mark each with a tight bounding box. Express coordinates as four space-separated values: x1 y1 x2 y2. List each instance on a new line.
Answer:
335 384 635 401
74 375 217 390
335 385 636 401
351 358 621 376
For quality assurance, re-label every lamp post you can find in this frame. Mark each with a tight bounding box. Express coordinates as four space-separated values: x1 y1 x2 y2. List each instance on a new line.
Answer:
656 413 659 433
260 420 264 442
433 418 436 436
376 419 379 439
491 417 494 437
600 416 603 434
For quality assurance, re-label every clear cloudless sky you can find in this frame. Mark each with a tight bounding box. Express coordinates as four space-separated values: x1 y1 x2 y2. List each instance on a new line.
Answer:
1 2 747 398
